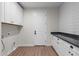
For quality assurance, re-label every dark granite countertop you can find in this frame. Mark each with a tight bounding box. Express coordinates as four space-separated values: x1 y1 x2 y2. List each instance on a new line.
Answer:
51 32 79 48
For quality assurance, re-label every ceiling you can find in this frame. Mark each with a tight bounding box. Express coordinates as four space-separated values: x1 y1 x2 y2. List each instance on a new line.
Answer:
20 2 63 8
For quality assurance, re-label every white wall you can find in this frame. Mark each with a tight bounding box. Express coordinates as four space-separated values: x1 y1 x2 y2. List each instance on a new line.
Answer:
59 3 73 33
17 8 59 46
59 2 79 35
1 24 20 55
0 22 1 55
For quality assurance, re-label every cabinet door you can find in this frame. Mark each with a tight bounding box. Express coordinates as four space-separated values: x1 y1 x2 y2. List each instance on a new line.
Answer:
58 39 71 56
5 2 15 24
59 39 79 56
52 36 79 56
0 2 4 22
52 36 58 49
52 36 63 55
52 37 71 56
14 3 23 25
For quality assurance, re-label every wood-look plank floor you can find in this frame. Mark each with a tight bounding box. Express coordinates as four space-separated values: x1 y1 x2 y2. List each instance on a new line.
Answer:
9 46 58 56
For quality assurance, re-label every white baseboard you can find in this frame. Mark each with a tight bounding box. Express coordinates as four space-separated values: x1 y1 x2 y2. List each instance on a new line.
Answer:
16 44 35 47
16 44 51 47
6 46 17 56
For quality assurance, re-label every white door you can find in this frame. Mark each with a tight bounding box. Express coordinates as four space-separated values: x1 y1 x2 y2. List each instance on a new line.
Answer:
33 10 48 45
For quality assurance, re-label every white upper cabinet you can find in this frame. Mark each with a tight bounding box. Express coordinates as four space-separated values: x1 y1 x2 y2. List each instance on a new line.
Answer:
5 2 14 24
13 3 23 25
5 2 23 26
0 2 23 26
0 3 5 22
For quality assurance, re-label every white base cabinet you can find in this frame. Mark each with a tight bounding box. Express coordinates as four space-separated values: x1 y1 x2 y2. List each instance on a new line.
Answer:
52 35 79 56
51 36 63 55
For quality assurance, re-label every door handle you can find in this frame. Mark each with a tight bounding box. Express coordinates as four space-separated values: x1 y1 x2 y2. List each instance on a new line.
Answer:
34 30 36 35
